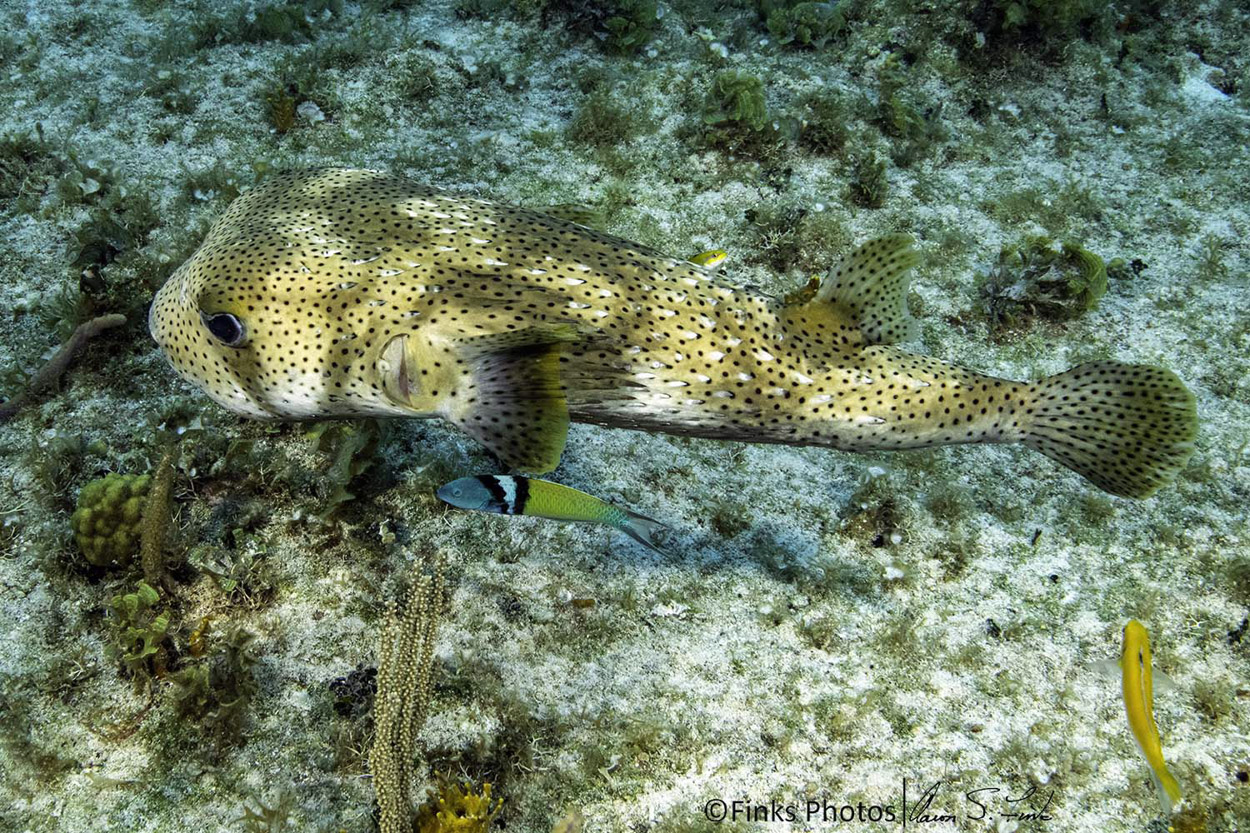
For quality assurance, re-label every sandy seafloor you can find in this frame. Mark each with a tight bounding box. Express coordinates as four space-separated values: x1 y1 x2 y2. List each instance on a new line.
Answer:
1 0 1248 831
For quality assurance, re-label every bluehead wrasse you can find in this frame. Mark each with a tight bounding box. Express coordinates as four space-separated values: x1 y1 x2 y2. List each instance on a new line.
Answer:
688 249 728 269
1121 620 1182 816
436 475 668 554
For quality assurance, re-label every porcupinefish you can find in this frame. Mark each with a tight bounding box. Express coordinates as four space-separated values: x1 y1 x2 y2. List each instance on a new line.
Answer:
148 168 1198 498
1120 620 1183 815
437 475 668 553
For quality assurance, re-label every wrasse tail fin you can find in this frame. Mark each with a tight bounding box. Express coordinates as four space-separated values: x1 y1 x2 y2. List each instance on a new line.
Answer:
1153 768 1182 816
815 234 921 345
1017 361 1197 498
446 325 585 474
618 509 670 556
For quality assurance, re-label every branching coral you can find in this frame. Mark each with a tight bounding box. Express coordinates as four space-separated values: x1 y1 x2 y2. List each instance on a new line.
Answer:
415 775 502 833
372 557 445 833
140 444 177 592
544 0 661 55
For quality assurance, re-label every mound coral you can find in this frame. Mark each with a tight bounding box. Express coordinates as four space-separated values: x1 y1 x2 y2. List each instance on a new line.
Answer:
71 472 151 567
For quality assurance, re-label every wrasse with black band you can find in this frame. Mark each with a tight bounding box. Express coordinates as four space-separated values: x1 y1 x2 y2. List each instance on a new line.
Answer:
437 476 668 554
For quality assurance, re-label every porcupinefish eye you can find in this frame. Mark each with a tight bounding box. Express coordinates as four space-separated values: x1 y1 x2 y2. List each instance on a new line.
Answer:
201 312 246 347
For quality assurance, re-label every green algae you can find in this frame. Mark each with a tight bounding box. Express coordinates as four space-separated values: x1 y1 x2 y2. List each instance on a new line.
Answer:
105 580 170 684
975 236 1110 333
757 0 846 50
703 70 769 134
308 419 381 518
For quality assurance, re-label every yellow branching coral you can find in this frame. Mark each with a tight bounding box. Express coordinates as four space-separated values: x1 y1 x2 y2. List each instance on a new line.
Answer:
416 776 502 833
371 556 445 833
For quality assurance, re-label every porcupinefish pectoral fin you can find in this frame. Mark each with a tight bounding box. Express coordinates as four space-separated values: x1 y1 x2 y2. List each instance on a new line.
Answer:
444 325 585 474
815 234 921 344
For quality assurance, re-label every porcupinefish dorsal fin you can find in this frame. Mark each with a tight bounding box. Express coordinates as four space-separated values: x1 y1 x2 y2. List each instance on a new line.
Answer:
444 324 585 474
814 234 921 344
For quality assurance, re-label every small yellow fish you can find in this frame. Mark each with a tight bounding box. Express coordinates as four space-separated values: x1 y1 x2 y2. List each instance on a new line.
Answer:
437 475 667 553
688 249 728 269
149 169 1198 497
1121 620 1182 816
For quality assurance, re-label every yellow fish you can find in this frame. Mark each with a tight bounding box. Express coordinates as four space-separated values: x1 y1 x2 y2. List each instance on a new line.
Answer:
149 169 1197 497
1121 620 1182 815
688 249 728 269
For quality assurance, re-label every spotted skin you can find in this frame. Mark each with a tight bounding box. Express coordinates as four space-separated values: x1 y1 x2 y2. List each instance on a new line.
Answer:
149 169 1198 498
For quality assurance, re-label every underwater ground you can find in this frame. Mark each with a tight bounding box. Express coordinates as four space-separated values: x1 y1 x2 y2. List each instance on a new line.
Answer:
1 0 1248 831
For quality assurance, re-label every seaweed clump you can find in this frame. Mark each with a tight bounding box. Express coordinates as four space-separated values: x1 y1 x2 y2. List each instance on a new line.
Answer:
168 625 260 747
0 126 63 205
330 663 378 718
105 581 170 685
848 154 888 208
966 0 1142 58
308 419 380 518
756 1 845 49
874 53 946 167
975 236 1109 333
796 89 850 156
191 0 345 48
543 0 661 55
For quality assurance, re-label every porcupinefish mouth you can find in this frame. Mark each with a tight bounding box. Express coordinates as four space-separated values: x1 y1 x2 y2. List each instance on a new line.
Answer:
378 335 415 404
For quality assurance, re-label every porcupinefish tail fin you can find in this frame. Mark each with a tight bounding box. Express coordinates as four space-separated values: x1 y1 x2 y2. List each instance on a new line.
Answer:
446 325 584 474
1017 361 1198 498
816 234 922 344
617 509 670 556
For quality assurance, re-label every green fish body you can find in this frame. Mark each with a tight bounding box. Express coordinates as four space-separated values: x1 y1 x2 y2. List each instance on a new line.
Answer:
437 475 666 553
149 169 1197 497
